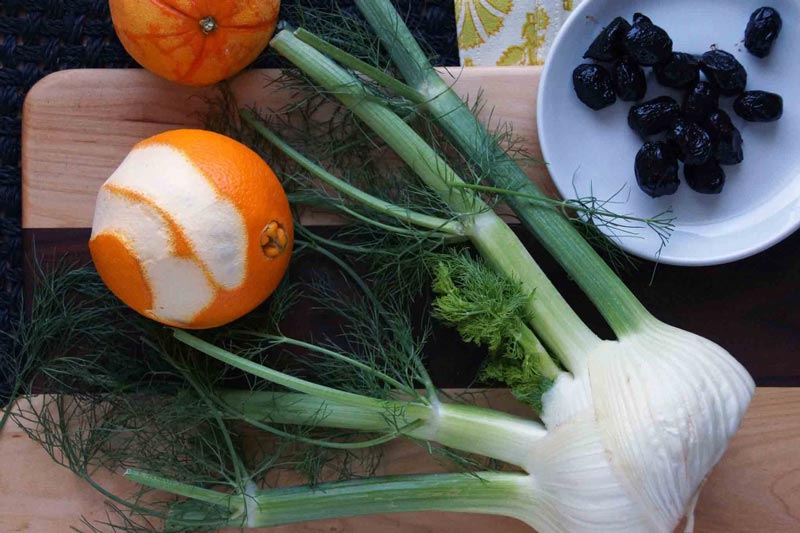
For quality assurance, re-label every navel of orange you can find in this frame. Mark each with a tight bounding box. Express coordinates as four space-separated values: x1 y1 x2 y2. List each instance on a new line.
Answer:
89 129 293 329
109 0 281 86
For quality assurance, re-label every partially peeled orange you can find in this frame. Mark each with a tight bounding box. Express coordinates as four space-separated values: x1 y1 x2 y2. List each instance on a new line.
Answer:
90 129 293 329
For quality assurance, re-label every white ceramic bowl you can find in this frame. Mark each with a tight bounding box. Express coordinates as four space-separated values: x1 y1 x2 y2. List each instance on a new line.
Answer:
537 0 800 265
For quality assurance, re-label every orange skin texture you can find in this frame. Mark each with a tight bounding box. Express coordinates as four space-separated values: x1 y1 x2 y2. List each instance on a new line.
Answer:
90 129 294 329
91 233 155 313
109 0 280 86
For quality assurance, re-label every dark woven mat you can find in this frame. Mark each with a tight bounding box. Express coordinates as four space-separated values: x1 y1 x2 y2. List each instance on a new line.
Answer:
0 1 458 400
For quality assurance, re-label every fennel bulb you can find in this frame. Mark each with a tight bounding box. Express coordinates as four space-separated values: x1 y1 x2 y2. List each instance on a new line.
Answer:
524 323 754 531
168 318 753 532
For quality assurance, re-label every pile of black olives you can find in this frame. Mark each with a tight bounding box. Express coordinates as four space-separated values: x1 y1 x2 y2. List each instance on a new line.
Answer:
572 7 784 198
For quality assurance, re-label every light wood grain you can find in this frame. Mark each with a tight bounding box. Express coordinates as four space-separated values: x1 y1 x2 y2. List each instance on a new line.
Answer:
21 67 547 229
1 389 798 532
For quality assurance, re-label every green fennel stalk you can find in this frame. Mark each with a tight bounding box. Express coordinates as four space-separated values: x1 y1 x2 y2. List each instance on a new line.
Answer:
333 0 658 336
266 28 599 367
157 470 533 529
181 332 547 468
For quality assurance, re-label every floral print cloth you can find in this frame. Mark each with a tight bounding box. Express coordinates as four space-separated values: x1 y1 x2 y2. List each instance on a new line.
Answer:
456 0 584 66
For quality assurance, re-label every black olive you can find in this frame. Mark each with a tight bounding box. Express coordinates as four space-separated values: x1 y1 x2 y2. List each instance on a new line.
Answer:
684 160 726 194
584 17 631 61
573 64 616 110
745 7 782 58
612 56 647 101
624 15 673 66
653 52 699 89
682 81 720 122
666 118 712 165
715 131 744 165
628 96 680 136
733 90 783 122
699 50 747 96
703 109 736 142
635 142 680 198
703 109 744 165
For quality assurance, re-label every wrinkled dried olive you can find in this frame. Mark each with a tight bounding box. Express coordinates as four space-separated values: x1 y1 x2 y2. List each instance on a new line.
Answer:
703 109 736 142
612 56 647 101
715 132 744 165
628 96 680 136
685 160 726 194
635 142 680 198
666 118 713 165
703 109 744 165
584 16 631 61
653 52 699 89
624 14 673 66
745 7 782 58
700 50 747 96
733 90 783 122
682 81 720 122
573 64 616 110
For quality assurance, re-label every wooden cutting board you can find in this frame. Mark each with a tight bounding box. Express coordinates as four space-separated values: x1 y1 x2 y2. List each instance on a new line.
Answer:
8 67 800 532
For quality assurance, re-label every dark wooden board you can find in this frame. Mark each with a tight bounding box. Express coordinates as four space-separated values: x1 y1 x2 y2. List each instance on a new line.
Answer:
24 226 800 386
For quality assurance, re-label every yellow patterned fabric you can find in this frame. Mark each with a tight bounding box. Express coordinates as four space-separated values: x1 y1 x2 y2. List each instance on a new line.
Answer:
456 0 583 66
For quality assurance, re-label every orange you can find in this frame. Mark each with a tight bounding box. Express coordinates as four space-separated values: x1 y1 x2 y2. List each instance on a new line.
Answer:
109 0 280 86
90 129 293 329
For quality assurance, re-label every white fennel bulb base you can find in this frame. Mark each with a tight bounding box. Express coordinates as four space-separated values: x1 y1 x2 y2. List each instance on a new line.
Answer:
511 320 755 532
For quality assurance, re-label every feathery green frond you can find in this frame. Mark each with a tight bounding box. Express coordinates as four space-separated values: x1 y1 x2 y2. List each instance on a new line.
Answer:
430 252 560 410
431 252 531 353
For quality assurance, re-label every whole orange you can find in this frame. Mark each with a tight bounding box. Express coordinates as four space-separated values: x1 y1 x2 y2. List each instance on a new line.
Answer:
109 0 280 86
90 129 293 329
